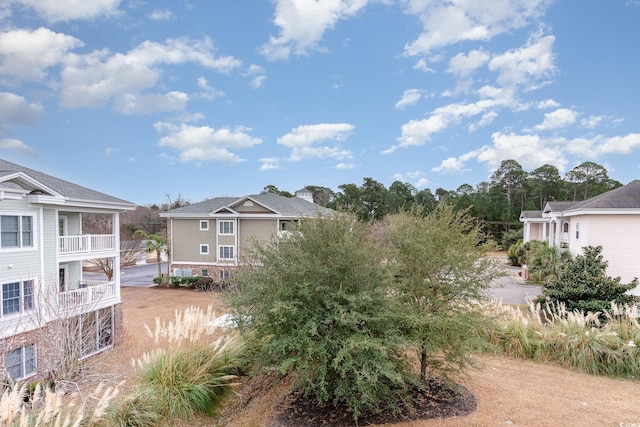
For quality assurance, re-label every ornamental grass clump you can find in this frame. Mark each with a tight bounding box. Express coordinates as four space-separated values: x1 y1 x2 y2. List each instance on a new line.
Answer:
489 300 640 379
0 381 118 427
127 306 243 423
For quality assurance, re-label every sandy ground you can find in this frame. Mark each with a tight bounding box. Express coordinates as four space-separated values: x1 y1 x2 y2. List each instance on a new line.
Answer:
105 286 640 427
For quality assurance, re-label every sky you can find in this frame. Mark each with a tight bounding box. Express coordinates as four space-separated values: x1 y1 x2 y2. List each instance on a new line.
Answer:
1 0 640 206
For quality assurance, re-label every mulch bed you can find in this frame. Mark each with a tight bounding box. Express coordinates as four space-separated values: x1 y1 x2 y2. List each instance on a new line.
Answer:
268 377 477 427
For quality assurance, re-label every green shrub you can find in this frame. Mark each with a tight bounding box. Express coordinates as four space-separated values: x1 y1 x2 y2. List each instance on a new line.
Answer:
538 246 637 314
501 229 523 251
137 340 241 421
527 244 571 283
102 391 163 427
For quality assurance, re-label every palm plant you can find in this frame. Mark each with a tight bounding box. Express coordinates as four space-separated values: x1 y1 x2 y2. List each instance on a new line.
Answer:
133 230 167 281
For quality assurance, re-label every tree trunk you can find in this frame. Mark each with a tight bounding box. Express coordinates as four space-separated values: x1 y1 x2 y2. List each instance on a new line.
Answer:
420 345 428 382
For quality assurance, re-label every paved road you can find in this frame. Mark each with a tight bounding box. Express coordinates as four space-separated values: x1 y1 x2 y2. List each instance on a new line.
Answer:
489 265 542 305
86 262 541 303
84 262 167 287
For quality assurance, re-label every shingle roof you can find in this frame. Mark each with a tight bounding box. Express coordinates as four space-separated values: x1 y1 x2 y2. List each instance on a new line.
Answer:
569 180 640 210
163 193 333 217
520 210 543 219
0 158 134 206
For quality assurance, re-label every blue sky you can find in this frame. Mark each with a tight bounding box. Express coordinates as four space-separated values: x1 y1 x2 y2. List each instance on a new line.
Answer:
1 0 639 205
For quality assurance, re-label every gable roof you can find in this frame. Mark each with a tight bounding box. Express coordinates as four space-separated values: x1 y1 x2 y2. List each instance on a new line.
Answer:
568 180 640 210
0 158 134 207
161 193 333 218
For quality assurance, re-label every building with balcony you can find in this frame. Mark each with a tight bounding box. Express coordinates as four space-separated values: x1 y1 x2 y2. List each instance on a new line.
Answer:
161 190 332 280
0 159 135 382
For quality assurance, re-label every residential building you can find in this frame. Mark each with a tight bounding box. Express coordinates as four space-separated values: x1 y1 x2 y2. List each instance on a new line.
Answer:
520 180 640 293
0 159 135 382
161 190 332 279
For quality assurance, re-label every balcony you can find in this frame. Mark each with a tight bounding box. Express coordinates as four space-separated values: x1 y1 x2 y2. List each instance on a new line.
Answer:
58 281 117 312
59 234 116 256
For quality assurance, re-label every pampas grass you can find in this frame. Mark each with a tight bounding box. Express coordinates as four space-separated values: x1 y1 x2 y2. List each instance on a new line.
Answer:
0 382 118 427
487 300 640 379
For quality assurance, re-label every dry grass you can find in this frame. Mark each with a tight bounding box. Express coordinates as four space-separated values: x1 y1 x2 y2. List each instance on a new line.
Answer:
111 287 640 426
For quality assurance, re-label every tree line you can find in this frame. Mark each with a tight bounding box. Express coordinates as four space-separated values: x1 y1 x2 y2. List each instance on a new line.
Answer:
264 159 622 230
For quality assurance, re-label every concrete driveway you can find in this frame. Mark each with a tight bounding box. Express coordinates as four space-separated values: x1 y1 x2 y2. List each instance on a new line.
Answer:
489 265 542 305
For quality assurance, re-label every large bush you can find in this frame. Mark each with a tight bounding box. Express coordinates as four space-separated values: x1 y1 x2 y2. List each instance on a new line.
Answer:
538 246 637 314
226 215 412 420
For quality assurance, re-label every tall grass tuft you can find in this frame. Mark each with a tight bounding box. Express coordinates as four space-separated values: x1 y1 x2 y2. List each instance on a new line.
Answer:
486 300 640 379
0 381 118 426
120 305 244 423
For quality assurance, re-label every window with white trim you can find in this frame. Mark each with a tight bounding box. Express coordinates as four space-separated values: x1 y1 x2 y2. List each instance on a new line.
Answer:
200 220 209 231
0 215 34 249
2 280 34 316
5 344 36 380
219 245 234 259
220 270 231 280
219 220 234 235
576 223 580 240
200 244 209 255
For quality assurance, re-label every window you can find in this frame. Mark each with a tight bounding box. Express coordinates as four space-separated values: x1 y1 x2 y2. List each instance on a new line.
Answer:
219 220 234 235
5 345 36 380
220 270 231 280
1 215 34 249
200 244 209 255
576 223 580 240
70 307 113 358
201 269 208 277
2 280 34 316
279 219 298 231
219 245 234 259
200 220 209 231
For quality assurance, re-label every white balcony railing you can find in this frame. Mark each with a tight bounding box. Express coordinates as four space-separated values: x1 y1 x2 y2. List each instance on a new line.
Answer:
58 281 117 311
58 234 116 255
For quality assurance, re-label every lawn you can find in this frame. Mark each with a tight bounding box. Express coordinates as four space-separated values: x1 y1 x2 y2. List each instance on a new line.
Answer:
100 286 640 427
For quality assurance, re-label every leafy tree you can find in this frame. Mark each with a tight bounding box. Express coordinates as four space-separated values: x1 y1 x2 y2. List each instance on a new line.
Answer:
388 180 416 213
330 183 361 212
226 215 412 420
260 184 293 197
359 177 390 221
384 204 503 381
564 161 620 201
538 246 637 313
528 164 563 209
491 159 527 221
414 187 437 212
303 185 335 206
133 230 167 279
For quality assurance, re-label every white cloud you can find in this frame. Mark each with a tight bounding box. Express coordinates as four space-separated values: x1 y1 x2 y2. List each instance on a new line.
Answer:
155 122 262 164
432 157 468 173
259 157 282 170
413 58 434 73
395 89 425 109
581 115 603 129
335 162 356 170
489 33 556 87
150 9 174 21
534 108 577 131
386 96 509 153
0 27 83 83
260 0 369 60
61 37 241 113
477 132 568 171
593 133 640 155
245 64 266 88
277 123 354 161
196 77 225 100
13 0 122 22
0 138 36 155
448 49 489 77
0 92 43 125
537 99 560 109
403 0 551 57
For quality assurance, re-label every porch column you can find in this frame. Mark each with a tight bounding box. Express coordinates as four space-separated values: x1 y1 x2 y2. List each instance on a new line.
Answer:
113 212 121 299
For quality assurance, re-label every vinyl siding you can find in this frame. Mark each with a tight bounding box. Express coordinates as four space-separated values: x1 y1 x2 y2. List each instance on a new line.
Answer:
575 215 640 284
42 209 58 285
171 218 217 263
239 219 276 259
0 200 41 283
